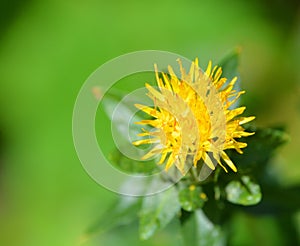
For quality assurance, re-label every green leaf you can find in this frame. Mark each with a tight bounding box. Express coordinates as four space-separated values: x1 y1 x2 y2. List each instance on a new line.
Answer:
225 176 262 206
181 209 226 246
218 48 241 81
109 148 159 174
100 87 157 169
228 127 289 172
218 48 241 108
86 196 141 236
139 184 181 240
179 185 208 212
100 87 150 147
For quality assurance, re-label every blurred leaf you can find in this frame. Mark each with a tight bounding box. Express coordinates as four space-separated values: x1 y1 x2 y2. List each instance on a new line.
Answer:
100 87 149 146
139 185 181 240
87 196 141 236
218 48 241 108
218 48 240 81
101 87 150 129
100 86 156 167
179 185 207 212
228 212 287 246
225 176 262 206
245 185 300 215
181 209 225 246
100 87 125 117
109 148 159 174
228 126 288 172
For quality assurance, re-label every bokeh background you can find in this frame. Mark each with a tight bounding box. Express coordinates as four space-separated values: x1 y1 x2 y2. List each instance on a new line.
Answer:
0 0 299 245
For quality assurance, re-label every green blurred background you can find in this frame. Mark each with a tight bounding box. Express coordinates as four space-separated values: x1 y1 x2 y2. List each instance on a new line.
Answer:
0 0 299 245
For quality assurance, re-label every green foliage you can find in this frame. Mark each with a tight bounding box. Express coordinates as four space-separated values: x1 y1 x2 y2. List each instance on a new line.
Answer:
228 126 289 174
100 87 147 146
139 185 181 240
181 210 225 246
89 50 298 246
179 185 207 212
218 48 240 81
87 196 141 236
225 176 262 206
109 148 159 175
89 122 294 244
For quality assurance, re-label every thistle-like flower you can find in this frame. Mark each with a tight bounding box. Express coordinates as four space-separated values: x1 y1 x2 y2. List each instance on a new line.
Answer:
133 59 255 174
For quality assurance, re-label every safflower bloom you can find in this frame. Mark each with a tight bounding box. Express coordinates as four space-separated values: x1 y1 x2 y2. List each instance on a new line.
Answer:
133 59 255 174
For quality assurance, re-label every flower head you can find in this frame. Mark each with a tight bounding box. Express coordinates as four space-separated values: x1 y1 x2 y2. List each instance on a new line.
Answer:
133 59 255 174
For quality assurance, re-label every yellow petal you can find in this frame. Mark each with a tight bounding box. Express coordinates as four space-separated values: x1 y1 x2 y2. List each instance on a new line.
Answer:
221 151 237 172
227 91 245 108
132 138 159 146
145 83 165 101
161 72 173 91
239 116 255 125
226 106 246 122
134 104 159 118
203 152 216 170
135 120 159 127
213 67 222 81
142 145 163 160
165 153 175 170
223 77 237 94
205 60 212 76
159 150 169 164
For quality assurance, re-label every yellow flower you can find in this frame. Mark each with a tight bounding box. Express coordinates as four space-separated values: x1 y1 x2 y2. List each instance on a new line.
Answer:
133 58 255 174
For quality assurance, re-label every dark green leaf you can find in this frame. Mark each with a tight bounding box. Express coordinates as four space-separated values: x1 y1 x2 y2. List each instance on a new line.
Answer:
225 176 262 206
139 184 181 240
228 127 289 172
246 185 300 215
179 185 207 212
218 48 240 81
181 209 226 246
218 48 241 108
